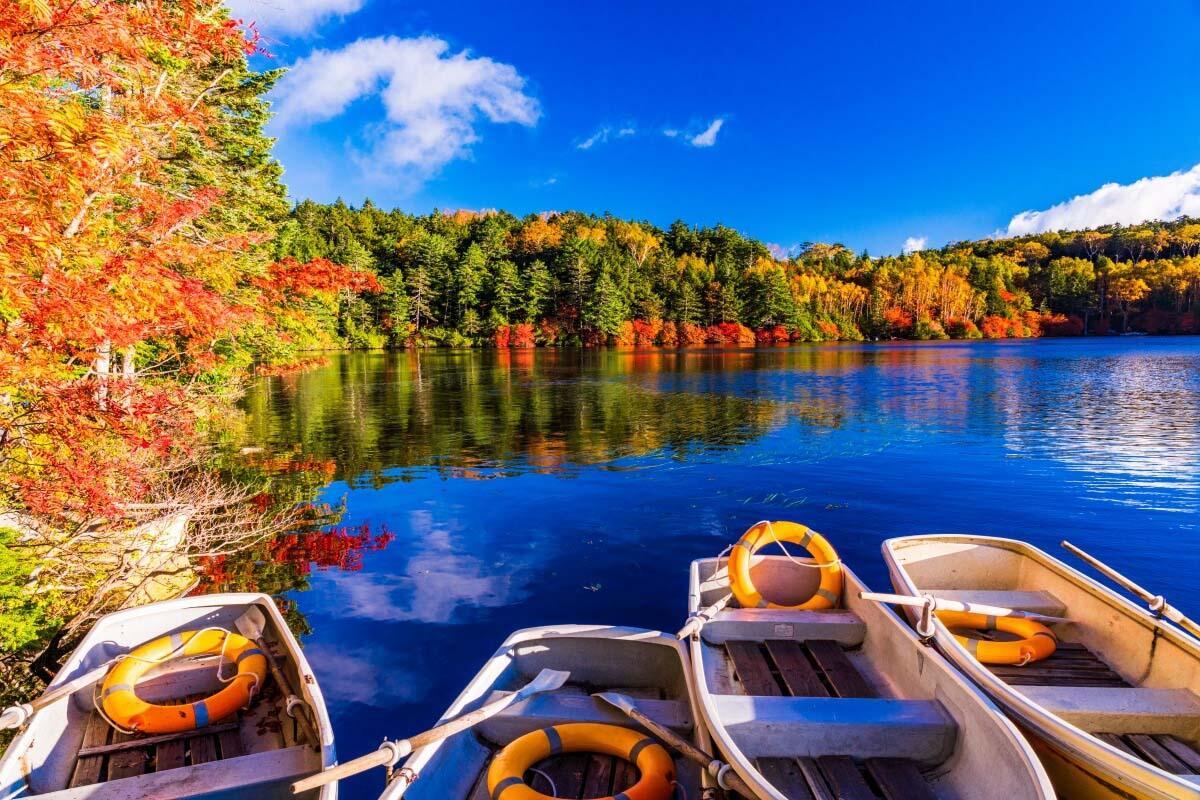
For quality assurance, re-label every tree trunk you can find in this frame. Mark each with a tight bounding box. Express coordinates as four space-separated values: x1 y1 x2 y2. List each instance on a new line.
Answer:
94 340 111 409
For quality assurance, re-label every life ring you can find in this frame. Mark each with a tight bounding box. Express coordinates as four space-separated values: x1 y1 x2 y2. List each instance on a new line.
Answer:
728 521 843 610
938 610 1058 665
100 629 267 734
487 723 674 800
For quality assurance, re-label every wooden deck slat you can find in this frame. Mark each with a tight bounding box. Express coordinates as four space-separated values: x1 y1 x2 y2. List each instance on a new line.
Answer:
611 757 639 794
806 641 875 698
77 722 240 757
816 756 876 800
756 758 816 799
1097 733 1140 758
188 733 219 765
865 757 934 800
155 736 186 774
765 640 830 697
1155 736 1200 773
69 710 112 788
1127 734 1192 774
581 754 615 797
104 730 147 781
217 728 244 760
797 758 836 800
726 641 782 695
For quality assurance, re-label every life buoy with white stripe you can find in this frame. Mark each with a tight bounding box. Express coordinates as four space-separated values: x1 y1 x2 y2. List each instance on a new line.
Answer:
100 629 266 734
729 521 843 611
487 723 674 800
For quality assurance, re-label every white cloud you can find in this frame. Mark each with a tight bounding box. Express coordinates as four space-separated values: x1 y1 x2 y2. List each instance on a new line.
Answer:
902 236 928 254
226 0 363 35
577 127 610 150
617 127 636 137
662 128 680 138
1007 164 1200 236
272 36 539 185
689 118 725 148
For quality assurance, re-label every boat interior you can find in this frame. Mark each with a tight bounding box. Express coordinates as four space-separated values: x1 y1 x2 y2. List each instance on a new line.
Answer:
889 536 1200 778
399 626 706 799
692 555 1047 800
0 596 326 800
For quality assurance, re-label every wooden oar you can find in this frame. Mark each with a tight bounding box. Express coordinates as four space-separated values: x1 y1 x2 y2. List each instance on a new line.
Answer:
292 668 570 794
593 692 754 797
236 605 323 751
0 661 113 730
859 591 1072 624
677 592 732 639
1062 540 1200 641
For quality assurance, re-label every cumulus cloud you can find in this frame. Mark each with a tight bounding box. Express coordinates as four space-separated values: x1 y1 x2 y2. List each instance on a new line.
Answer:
902 236 928 254
272 36 539 184
689 118 725 148
1007 164 1200 236
226 0 363 35
662 128 680 138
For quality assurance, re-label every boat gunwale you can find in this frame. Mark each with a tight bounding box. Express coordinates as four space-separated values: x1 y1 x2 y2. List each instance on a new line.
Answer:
883 533 1200 800
686 555 1055 800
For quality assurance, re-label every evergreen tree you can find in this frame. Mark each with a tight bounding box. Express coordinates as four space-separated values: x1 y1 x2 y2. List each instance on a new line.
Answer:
522 259 552 321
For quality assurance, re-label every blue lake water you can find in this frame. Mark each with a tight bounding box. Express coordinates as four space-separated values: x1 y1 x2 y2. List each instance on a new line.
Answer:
237 337 1200 798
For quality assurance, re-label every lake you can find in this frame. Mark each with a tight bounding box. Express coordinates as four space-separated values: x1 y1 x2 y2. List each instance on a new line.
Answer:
233 338 1200 799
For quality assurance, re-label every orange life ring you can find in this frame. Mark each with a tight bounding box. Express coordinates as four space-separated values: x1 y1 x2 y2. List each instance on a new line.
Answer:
729 521 843 610
487 723 674 800
100 629 267 734
938 610 1058 665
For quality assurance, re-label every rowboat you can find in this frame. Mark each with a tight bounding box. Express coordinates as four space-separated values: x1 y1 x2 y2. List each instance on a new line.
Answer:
884 534 1200 800
375 624 716 800
0 593 335 800
687 553 1056 800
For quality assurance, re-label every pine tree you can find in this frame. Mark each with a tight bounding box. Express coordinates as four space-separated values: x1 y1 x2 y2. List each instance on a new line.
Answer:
522 259 552 321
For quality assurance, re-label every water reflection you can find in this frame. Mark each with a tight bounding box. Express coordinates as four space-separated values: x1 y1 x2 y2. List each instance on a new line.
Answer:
223 339 1200 800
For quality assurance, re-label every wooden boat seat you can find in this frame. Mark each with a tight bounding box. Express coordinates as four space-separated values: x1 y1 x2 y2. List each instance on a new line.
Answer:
1022 686 1200 737
721 639 942 799
474 689 692 743
927 589 1067 617
711 695 955 761
700 609 867 646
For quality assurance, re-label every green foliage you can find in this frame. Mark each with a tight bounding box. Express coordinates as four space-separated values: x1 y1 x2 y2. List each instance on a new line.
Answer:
0 529 59 653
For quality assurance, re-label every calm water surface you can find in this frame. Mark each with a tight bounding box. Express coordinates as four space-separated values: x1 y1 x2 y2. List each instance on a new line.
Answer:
237 338 1200 799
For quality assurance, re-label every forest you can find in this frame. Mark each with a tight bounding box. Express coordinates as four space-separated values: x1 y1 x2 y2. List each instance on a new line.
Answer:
277 202 1200 349
2 0 1200 719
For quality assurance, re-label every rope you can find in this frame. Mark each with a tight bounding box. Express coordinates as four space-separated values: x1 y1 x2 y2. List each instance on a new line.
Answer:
673 779 689 800
528 768 557 796
758 520 843 569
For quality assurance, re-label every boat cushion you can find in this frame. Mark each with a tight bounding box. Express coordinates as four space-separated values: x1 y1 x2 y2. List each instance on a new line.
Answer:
710 695 956 763
700 609 866 647
474 690 692 743
1022 686 1200 737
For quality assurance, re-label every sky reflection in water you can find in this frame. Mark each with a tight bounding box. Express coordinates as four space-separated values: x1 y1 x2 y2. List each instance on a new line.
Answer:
237 338 1200 799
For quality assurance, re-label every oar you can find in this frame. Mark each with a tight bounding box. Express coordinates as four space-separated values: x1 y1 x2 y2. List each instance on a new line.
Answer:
0 661 114 730
677 593 732 640
236 606 322 751
859 591 1072 624
592 691 755 798
1062 540 1200 641
292 668 570 794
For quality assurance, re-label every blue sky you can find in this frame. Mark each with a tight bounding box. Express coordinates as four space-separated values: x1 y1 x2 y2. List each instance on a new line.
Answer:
229 0 1200 255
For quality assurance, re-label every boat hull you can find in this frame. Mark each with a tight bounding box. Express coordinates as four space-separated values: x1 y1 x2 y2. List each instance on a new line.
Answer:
883 535 1200 800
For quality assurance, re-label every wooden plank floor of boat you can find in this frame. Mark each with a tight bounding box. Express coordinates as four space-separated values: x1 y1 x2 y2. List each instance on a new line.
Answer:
726 639 935 800
67 685 286 789
985 640 1200 777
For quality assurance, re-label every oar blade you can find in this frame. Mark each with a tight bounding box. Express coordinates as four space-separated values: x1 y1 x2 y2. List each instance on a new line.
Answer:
524 668 570 694
591 691 634 714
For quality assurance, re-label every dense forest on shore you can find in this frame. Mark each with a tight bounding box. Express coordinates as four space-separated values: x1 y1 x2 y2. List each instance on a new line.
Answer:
278 202 1200 349
2 0 1200 719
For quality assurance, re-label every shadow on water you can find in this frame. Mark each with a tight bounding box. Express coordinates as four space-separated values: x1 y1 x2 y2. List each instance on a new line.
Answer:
219 339 1199 800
